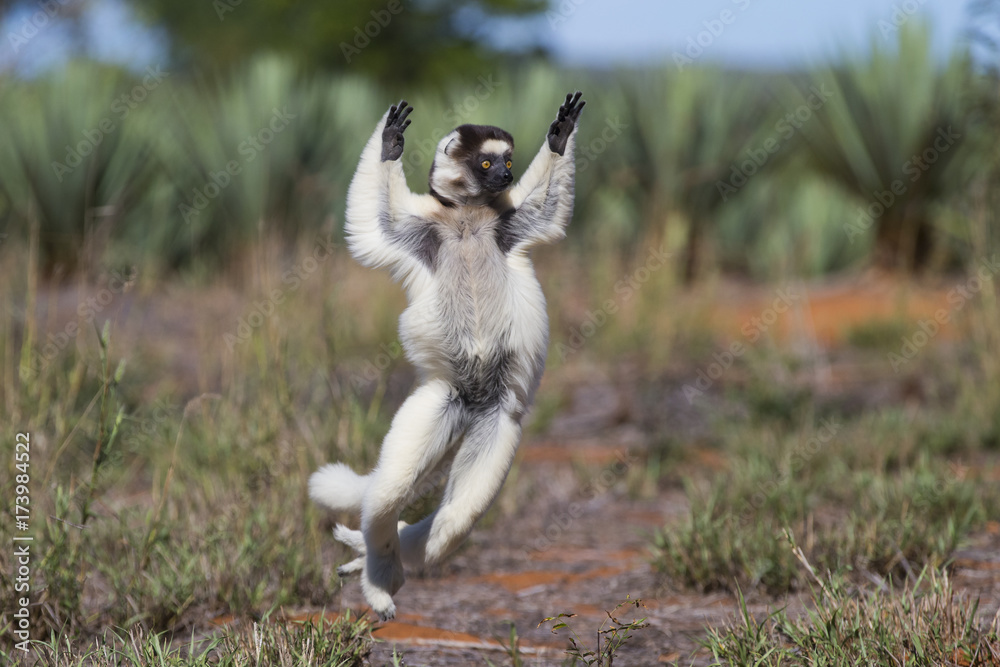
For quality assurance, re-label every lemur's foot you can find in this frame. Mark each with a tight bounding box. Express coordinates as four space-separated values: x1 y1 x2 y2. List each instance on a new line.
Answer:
333 524 366 552
362 550 405 622
336 556 364 578
369 594 396 623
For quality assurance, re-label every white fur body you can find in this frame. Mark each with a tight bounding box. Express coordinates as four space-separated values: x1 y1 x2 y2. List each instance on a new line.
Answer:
310 108 577 621
398 207 549 408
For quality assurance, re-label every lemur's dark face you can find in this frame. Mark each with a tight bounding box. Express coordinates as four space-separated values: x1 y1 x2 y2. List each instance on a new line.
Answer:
450 124 515 195
473 149 514 193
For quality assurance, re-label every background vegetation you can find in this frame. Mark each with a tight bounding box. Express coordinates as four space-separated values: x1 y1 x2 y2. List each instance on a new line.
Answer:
0 23 994 281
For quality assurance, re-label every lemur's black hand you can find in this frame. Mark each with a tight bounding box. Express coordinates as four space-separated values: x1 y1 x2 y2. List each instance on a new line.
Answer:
381 99 412 162
547 91 585 156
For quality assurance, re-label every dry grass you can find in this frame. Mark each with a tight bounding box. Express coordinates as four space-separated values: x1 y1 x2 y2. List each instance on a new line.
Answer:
703 536 1000 666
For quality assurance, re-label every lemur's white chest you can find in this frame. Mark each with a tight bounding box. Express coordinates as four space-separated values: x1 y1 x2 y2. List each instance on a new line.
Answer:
398 209 549 387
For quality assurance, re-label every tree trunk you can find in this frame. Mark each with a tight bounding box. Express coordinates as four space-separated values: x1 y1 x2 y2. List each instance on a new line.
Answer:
872 210 933 272
683 217 702 285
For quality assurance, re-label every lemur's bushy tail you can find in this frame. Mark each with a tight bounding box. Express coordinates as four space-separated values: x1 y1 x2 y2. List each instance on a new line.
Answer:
309 463 368 513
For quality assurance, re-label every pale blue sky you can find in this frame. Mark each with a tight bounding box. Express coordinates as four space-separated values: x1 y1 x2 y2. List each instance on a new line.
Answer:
0 0 976 75
540 0 971 68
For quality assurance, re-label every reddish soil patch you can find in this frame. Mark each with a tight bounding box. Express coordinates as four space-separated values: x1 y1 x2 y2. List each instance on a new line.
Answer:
528 548 648 564
373 622 496 646
706 278 958 346
469 564 633 594
520 442 630 465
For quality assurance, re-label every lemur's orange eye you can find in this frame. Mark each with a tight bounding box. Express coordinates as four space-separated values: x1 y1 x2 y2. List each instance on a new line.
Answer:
481 160 491 169
506 160 512 169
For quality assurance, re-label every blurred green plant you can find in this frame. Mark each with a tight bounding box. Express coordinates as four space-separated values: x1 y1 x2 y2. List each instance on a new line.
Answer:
617 68 776 283
0 22 988 280
787 23 974 272
0 62 158 274
149 58 379 269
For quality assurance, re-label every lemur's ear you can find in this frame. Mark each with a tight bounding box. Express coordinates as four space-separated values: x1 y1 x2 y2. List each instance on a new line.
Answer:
444 137 458 156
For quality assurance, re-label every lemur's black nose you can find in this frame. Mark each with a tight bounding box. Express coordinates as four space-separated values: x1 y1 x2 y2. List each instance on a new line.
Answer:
503 171 513 183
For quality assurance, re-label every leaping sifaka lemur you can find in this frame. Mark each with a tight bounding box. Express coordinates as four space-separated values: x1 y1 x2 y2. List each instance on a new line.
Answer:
310 92 585 621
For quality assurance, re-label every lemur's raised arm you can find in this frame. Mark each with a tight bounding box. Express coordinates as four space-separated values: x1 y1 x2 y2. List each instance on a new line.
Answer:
498 92 585 254
344 100 439 277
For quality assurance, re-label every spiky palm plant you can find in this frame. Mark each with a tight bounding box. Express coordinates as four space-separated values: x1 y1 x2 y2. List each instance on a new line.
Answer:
0 62 157 274
149 57 383 269
616 68 776 283
789 24 972 271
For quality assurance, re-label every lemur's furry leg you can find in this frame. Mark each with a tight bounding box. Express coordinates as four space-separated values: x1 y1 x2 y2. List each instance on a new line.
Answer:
398 407 521 566
359 379 464 620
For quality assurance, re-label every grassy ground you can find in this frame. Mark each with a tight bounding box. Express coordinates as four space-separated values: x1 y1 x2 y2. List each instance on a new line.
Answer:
704 548 1000 666
2 236 1000 665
